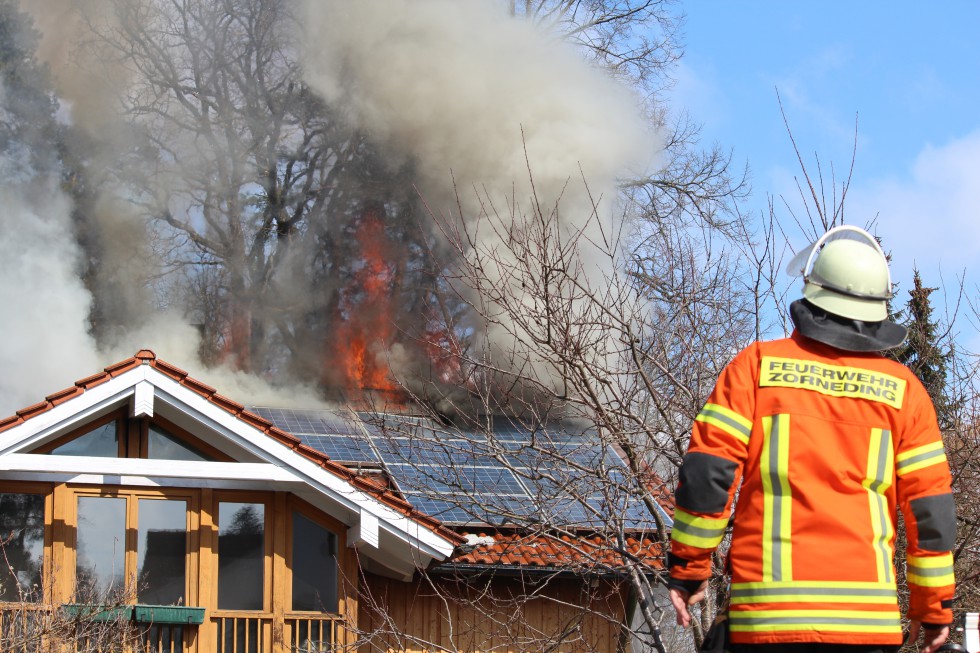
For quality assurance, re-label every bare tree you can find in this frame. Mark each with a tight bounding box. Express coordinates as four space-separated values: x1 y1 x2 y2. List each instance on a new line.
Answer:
0 546 142 653
88 0 345 370
54 0 460 401
507 0 681 89
331 146 758 649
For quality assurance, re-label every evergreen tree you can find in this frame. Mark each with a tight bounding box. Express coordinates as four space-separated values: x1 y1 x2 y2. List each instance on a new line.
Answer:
891 270 958 429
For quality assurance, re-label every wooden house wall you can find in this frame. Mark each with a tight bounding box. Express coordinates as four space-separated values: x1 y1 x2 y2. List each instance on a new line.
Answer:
359 571 629 653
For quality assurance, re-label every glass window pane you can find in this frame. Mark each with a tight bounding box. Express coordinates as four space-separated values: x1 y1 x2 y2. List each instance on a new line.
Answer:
50 422 117 457
218 502 264 610
0 493 45 601
76 496 126 600
137 499 187 605
148 425 214 461
291 512 338 613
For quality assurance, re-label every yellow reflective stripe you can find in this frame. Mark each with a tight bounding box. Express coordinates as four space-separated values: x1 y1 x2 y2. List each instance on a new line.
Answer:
907 553 955 587
908 553 954 568
670 509 727 548
896 441 947 476
864 428 895 583
759 356 906 409
908 572 956 587
729 607 901 633
761 414 792 582
731 580 897 605
696 403 752 445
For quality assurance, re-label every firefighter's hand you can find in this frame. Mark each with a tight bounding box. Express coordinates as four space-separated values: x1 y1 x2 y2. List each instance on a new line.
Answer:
669 581 708 627
908 620 949 653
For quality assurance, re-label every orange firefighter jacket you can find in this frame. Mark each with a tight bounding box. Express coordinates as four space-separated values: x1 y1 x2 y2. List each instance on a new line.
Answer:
669 332 955 646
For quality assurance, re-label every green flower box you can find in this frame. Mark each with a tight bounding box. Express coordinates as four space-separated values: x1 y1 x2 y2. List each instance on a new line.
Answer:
62 604 133 622
132 604 206 625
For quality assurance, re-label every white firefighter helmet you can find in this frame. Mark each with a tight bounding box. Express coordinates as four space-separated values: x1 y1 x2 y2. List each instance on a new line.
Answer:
787 225 892 322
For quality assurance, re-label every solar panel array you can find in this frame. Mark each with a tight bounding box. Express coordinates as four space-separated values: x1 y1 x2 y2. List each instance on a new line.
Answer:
250 407 670 529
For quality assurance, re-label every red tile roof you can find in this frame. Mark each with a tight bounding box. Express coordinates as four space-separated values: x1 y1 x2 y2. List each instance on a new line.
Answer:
0 350 466 547
450 530 665 571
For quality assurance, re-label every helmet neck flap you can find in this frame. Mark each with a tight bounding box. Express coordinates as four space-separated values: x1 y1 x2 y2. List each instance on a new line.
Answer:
790 298 907 352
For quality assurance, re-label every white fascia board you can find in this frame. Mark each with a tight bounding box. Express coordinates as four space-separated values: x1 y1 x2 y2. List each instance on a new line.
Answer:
0 367 151 455
0 454 300 483
0 470 295 492
140 370 456 560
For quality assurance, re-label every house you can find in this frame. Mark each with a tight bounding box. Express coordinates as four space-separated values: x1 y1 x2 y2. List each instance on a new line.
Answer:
0 351 668 652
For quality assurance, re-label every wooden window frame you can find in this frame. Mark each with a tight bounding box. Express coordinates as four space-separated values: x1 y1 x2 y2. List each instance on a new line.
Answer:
0 478 356 651
143 416 233 462
211 491 274 616
285 496 346 617
0 481 55 604
32 410 126 457
66 485 200 606
31 412 231 462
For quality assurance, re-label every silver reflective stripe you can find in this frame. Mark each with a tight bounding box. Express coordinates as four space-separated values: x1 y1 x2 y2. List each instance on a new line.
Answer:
908 564 952 578
866 428 894 583
730 613 901 628
896 445 945 475
673 520 726 540
732 586 896 601
698 404 752 440
761 414 792 582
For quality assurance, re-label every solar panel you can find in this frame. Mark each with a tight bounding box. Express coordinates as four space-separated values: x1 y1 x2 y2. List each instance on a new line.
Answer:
295 434 377 463
251 407 363 435
250 406 672 529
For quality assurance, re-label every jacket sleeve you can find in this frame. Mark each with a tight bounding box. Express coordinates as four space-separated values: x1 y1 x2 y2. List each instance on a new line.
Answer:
896 379 956 626
668 346 755 588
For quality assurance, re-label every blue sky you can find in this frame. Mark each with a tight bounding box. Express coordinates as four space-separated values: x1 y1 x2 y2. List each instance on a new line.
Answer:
672 1 980 328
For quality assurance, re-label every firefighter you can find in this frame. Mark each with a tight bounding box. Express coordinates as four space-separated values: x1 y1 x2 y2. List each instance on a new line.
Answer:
668 226 956 653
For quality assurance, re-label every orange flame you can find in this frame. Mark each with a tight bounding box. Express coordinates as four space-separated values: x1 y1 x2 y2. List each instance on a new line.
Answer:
330 206 400 396
220 300 252 372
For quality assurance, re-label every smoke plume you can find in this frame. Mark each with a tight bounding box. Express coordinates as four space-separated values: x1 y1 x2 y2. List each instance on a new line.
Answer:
0 183 100 414
301 0 654 236
300 0 658 391
0 0 658 415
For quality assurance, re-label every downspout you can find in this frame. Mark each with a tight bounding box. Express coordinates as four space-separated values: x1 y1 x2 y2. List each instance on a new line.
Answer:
619 572 668 653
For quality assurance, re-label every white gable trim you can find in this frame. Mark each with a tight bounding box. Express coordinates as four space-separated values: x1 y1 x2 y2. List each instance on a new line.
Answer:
132 380 154 417
0 364 456 561
0 367 151 455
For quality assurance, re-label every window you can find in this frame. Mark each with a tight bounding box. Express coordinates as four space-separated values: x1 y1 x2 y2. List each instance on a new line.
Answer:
137 499 188 604
217 502 265 610
50 422 118 457
40 415 219 462
75 493 190 605
148 424 214 461
291 511 338 613
0 493 45 601
76 496 126 598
